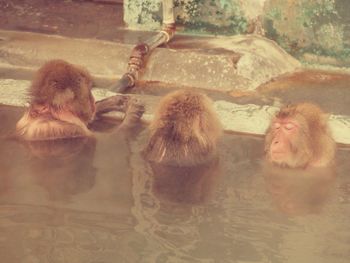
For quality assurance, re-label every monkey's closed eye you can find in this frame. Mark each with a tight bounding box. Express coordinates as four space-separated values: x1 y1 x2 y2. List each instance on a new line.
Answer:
284 123 295 130
274 123 281 129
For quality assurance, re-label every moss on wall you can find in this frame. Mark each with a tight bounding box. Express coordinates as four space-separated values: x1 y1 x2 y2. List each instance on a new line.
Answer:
124 0 162 30
264 0 350 66
173 0 248 34
124 0 248 34
124 0 350 67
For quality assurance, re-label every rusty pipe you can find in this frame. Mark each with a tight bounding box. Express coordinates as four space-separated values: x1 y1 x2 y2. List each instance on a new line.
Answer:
109 0 176 93
114 43 149 93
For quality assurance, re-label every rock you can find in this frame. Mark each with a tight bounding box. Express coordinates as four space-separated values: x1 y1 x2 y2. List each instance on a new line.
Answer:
0 30 300 92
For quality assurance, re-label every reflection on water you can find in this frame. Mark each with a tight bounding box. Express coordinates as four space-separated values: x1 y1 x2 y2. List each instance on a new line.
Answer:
150 157 222 205
0 105 145 262
0 105 350 263
263 163 336 216
27 138 97 202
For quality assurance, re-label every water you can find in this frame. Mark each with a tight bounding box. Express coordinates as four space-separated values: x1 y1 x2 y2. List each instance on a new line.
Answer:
0 105 349 263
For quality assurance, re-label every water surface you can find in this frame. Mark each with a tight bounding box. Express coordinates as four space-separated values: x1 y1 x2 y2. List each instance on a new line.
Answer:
0 105 349 263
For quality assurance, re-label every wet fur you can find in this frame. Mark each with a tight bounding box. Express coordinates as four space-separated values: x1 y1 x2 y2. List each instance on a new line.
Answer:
144 90 222 166
16 106 91 141
16 60 95 140
265 103 335 168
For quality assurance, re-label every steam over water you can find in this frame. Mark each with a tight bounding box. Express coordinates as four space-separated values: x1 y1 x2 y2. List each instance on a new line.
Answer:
0 104 349 263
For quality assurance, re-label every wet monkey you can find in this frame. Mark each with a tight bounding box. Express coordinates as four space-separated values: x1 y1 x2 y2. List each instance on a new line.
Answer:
151 157 222 204
16 59 144 140
263 162 336 216
144 89 223 166
265 103 336 168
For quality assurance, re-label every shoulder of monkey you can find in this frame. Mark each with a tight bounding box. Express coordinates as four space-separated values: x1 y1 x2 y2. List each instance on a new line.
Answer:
16 109 92 141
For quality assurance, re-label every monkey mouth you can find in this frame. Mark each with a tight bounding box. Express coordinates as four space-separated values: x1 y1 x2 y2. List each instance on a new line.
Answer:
270 151 287 161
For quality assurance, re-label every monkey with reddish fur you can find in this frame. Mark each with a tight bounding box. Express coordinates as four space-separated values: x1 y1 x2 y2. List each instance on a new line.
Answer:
144 89 222 166
16 59 144 141
265 103 336 168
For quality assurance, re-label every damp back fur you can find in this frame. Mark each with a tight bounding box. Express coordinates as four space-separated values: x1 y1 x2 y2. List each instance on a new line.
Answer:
144 89 222 166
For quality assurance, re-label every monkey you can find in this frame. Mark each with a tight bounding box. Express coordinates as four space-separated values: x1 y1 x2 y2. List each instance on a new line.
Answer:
262 162 336 216
91 96 145 133
265 103 336 168
29 138 97 201
150 157 222 204
144 89 223 166
15 59 144 141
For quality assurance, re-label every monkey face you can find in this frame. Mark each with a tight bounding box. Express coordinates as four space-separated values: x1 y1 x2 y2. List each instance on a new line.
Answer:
266 117 313 168
264 102 336 169
269 118 310 167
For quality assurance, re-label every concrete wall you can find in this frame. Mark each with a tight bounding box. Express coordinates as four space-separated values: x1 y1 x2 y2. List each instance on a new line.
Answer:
124 0 350 67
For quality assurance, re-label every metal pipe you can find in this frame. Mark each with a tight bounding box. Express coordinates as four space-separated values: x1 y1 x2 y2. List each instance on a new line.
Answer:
162 0 175 24
109 0 176 93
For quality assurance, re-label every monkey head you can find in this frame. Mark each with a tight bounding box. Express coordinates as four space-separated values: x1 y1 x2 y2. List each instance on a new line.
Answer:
30 59 96 123
265 103 335 168
145 90 222 166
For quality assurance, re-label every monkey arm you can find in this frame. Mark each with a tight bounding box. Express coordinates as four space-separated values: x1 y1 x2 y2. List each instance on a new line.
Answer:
93 95 145 131
117 98 145 131
94 95 130 116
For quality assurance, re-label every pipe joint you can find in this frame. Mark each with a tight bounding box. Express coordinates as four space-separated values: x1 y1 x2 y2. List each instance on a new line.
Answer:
161 23 176 42
133 43 150 56
111 1 175 93
127 43 150 74
123 73 136 88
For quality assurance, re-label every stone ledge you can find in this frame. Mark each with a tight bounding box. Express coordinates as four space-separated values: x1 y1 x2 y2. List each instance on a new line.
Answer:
1 79 349 145
0 30 300 92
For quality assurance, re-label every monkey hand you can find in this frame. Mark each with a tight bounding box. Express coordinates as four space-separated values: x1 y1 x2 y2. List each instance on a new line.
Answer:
121 98 145 128
94 95 129 116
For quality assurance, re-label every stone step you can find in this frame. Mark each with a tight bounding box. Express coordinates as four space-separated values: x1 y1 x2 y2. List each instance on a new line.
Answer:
1 79 349 145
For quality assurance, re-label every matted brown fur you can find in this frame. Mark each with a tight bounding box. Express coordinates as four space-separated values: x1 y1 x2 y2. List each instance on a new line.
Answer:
16 60 96 141
144 89 222 166
16 60 145 141
265 102 336 168
30 59 95 123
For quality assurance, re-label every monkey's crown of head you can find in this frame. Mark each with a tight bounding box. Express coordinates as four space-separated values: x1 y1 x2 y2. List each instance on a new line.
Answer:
276 105 295 118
